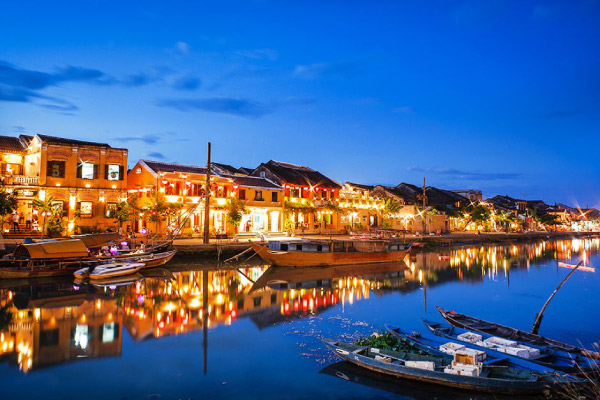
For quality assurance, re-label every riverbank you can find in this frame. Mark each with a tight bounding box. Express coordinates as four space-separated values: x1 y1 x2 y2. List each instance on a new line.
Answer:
171 231 598 259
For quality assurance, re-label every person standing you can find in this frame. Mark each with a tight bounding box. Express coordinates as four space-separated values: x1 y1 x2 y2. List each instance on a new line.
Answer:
12 213 20 233
25 213 32 230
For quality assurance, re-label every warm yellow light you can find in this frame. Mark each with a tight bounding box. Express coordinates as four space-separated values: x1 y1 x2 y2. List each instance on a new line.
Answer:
69 195 76 209
216 198 226 206
99 196 105 202
85 184 91 188
38 190 46 201
55 183 61 187
111 184 117 189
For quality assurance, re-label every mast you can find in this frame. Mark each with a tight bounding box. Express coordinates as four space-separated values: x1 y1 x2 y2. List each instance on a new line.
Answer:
203 142 211 244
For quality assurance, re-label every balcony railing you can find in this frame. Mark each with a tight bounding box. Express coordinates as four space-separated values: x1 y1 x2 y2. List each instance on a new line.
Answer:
2 175 39 186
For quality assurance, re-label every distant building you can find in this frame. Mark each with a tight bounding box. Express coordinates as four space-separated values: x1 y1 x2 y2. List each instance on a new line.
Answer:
451 189 482 202
251 160 342 234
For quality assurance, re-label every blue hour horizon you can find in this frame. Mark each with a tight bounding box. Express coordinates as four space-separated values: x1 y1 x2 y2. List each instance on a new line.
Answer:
1 1 599 208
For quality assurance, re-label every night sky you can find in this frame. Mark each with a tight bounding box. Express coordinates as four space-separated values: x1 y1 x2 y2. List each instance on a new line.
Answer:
1 1 599 207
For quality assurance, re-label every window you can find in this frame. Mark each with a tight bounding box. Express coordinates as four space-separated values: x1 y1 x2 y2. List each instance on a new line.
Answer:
254 190 263 201
260 171 265 178
79 201 93 217
101 322 118 343
106 164 122 181
105 202 118 218
271 192 278 202
238 189 246 200
253 297 262 307
47 161 65 178
40 329 59 347
51 200 66 217
271 293 277 305
81 162 95 179
290 187 299 198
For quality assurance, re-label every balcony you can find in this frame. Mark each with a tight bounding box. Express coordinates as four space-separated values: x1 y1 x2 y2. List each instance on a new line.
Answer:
2 175 39 186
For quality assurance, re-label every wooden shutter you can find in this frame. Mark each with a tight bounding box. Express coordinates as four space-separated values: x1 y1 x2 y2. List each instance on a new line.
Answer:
76 163 82 178
104 165 109 180
119 166 124 180
47 161 53 177
93 164 99 179
58 162 65 178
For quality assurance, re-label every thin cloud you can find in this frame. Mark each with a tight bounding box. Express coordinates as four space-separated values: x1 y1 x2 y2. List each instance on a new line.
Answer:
292 61 357 79
171 75 201 91
394 106 415 114
175 41 191 55
121 134 163 144
156 97 273 118
147 152 167 160
235 48 278 61
407 166 522 181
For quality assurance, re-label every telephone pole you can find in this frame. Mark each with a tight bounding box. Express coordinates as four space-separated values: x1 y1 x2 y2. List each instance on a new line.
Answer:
422 177 427 234
203 142 211 244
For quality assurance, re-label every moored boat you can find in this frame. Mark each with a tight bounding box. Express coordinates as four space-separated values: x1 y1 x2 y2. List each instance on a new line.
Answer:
250 240 411 267
88 263 145 281
437 306 600 361
321 336 582 395
422 319 595 373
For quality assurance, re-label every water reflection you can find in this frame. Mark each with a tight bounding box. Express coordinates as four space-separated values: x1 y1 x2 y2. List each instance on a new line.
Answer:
0 237 597 375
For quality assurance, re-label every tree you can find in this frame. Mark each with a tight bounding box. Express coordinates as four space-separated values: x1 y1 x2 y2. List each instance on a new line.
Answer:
461 202 491 231
382 198 402 228
113 195 139 231
0 188 17 233
144 195 169 235
226 197 247 233
33 196 59 239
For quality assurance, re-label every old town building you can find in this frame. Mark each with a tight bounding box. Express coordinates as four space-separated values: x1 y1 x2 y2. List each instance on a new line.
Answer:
250 160 342 234
339 182 384 230
0 134 128 234
127 160 283 236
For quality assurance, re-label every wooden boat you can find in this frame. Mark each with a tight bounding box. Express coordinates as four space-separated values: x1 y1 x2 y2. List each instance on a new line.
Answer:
422 319 596 373
88 262 144 281
437 306 600 360
387 324 576 375
321 337 582 395
0 238 175 279
250 240 411 267
89 273 144 286
73 250 176 278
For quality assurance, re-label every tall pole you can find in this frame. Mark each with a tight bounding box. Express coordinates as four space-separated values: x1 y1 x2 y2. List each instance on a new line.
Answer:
203 142 211 244
422 177 427 234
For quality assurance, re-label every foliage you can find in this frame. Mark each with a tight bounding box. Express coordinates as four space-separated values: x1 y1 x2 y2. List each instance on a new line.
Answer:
354 332 428 355
460 202 491 230
33 196 61 238
0 188 17 232
113 195 139 228
283 198 315 212
529 207 559 228
226 197 247 228
284 217 296 234
381 198 403 228
144 195 169 233
46 213 65 237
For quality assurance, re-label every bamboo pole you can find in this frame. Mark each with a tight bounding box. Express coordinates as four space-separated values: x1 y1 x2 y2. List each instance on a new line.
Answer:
531 260 583 334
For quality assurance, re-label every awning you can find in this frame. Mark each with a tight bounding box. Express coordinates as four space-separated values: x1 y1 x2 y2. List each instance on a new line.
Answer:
14 239 90 259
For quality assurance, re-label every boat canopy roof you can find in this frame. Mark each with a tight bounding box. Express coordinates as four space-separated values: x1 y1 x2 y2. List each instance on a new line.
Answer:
71 233 124 248
14 239 90 259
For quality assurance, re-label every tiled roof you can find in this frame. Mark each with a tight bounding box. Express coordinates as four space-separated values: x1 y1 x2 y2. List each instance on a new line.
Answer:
345 182 375 191
212 162 243 175
35 134 118 148
238 167 255 175
0 135 26 153
141 160 208 175
258 160 341 189
231 176 281 190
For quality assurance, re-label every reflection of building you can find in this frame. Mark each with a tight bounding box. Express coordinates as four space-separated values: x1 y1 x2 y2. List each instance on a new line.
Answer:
0 286 123 373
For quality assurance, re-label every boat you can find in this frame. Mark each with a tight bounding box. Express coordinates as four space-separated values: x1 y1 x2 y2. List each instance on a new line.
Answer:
437 306 600 361
250 240 411 267
89 273 144 287
422 319 596 373
88 262 145 281
0 238 175 279
321 337 582 395
73 249 176 278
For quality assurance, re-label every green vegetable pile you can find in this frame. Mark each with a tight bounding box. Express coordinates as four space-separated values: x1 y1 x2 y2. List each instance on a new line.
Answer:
354 332 428 355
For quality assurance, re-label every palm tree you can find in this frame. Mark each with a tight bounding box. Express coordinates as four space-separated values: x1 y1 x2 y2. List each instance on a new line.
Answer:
33 196 57 239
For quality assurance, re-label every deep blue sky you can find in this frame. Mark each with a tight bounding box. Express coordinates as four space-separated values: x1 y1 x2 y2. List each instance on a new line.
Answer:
1 1 599 207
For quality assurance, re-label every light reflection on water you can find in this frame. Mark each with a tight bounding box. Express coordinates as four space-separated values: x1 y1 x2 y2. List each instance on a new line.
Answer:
0 238 598 399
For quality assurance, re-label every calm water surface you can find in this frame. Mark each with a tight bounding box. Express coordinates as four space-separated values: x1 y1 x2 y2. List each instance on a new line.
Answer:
1 238 599 400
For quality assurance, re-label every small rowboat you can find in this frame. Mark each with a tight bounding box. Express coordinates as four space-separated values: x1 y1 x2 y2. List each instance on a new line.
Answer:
422 319 596 373
321 337 582 395
88 263 144 281
250 240 411 267
437 306 600 360
73 250 176 279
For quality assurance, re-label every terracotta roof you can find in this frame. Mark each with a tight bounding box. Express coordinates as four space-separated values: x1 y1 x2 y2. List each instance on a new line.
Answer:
212 162 243 175
231 176 281 190
238 167 255 175
0 135 26 153
141 160 208 175
256 160 341 189
345 182 375 191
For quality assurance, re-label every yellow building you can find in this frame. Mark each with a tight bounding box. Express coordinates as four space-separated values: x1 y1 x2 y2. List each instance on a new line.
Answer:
0 134 128 234
339 182 384 231
127 160 284 236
